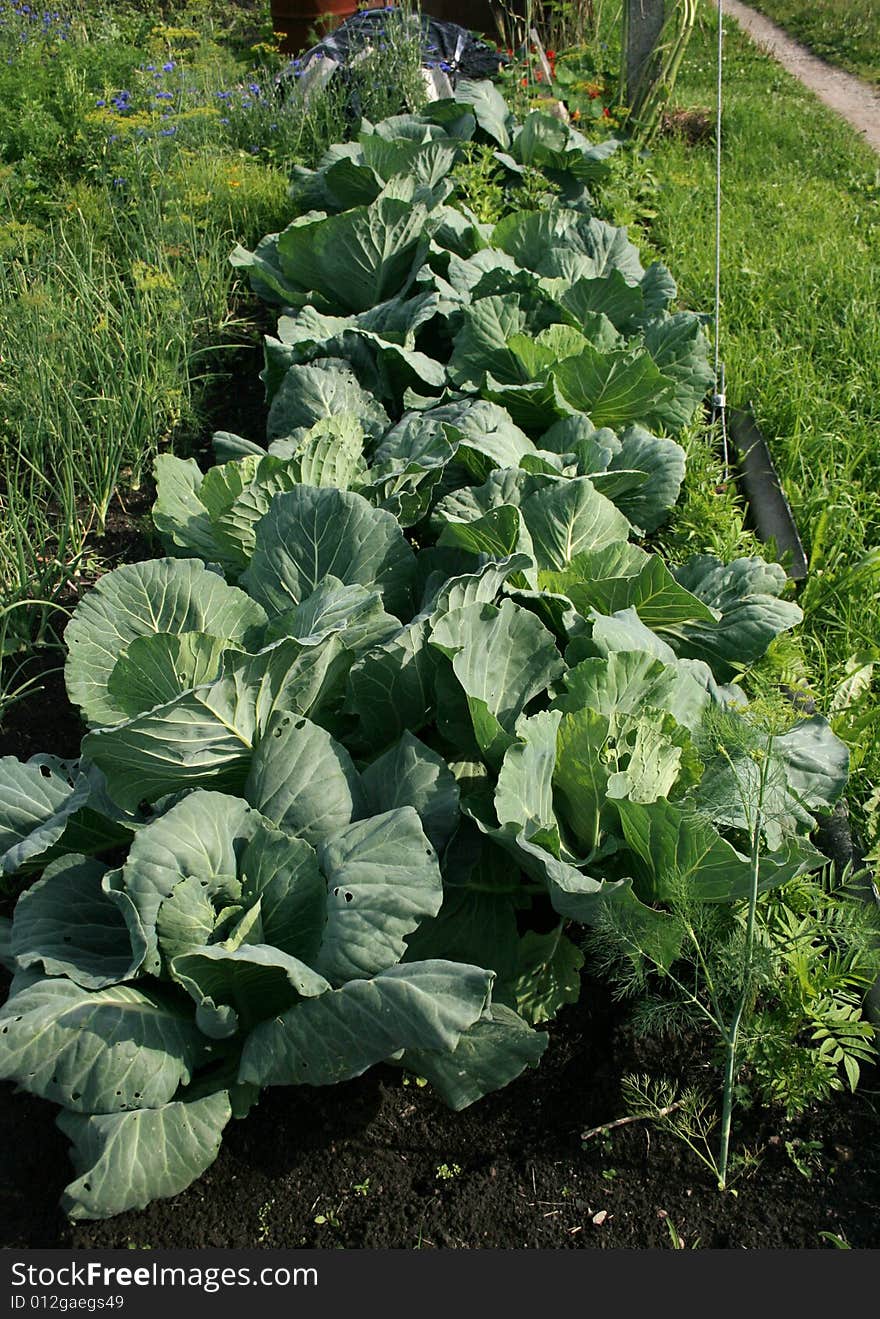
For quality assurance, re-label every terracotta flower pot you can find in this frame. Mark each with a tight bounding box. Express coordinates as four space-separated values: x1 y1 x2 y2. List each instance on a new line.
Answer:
269 0 362 55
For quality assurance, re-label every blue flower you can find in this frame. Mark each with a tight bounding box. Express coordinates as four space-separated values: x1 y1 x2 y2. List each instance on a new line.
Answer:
162 60 174 72
219 117 230 125
96 99 105 107
145 63 155 71
113 177 126 187
215 90 231 100
155 91 173 99
248 82 261 96
160 127 176 136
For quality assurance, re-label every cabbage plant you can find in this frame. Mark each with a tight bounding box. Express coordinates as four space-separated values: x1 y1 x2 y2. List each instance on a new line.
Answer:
0 81 850 1222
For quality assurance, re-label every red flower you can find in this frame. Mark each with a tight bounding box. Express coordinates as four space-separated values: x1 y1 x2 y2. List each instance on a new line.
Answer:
602 106 610 117
546 49 556 59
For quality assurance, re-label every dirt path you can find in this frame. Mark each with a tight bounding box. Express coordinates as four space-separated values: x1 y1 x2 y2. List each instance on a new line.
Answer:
718 0 880 152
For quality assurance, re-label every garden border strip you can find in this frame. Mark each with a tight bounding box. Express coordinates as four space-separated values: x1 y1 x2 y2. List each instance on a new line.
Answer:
715 0 880 152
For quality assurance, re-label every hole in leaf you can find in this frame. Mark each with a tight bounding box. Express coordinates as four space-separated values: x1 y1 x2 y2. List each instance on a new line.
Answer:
344 892 353 903
39 764 52 779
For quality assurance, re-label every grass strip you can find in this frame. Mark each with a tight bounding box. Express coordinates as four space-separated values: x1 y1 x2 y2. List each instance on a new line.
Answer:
639 8 880 830
746 0 880 86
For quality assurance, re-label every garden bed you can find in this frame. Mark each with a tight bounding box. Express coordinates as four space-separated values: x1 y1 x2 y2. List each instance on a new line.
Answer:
1 4 878 1254
2 984 878 1250
3 673 876 1247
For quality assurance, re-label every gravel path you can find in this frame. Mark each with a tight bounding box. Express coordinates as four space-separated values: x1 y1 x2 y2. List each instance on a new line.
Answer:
718 0 880 152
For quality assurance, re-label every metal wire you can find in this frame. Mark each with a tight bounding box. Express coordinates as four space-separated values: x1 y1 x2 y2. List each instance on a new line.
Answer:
712 0 729 480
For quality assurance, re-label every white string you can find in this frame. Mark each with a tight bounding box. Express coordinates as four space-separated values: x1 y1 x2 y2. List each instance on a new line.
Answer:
712 0 729 479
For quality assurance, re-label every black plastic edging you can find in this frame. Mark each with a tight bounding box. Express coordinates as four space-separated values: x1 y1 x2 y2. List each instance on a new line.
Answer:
729 404 808 581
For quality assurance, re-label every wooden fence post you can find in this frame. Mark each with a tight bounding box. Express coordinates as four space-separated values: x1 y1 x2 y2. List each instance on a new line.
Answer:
624 0 667 110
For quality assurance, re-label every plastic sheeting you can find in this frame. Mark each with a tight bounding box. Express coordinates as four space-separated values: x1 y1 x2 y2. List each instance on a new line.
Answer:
280 7 507 99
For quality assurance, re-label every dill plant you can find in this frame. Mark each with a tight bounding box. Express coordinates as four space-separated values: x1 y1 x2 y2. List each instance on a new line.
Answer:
588 705 880 1189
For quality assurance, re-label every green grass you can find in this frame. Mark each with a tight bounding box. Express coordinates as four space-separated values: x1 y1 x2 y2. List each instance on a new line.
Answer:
635 9 880 830
746 0 880 86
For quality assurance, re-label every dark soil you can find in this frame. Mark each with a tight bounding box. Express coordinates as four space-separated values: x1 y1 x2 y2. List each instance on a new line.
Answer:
2 968 878 1250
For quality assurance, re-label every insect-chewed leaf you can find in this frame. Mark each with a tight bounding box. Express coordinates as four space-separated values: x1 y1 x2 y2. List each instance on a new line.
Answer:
314 806 443 984
0 977 210 1113
58 1091 232 1221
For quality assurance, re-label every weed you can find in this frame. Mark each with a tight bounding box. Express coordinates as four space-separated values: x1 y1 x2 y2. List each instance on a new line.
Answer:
450 142 505 225
256 1197 275 1244
663 1217 701 1249
314 1205 341 1228
817 1230 852 1248
784 1138 824 1180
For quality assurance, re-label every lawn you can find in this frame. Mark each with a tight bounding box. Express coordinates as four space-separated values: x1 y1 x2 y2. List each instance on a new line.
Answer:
637 6 880 843
746 0 880 85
